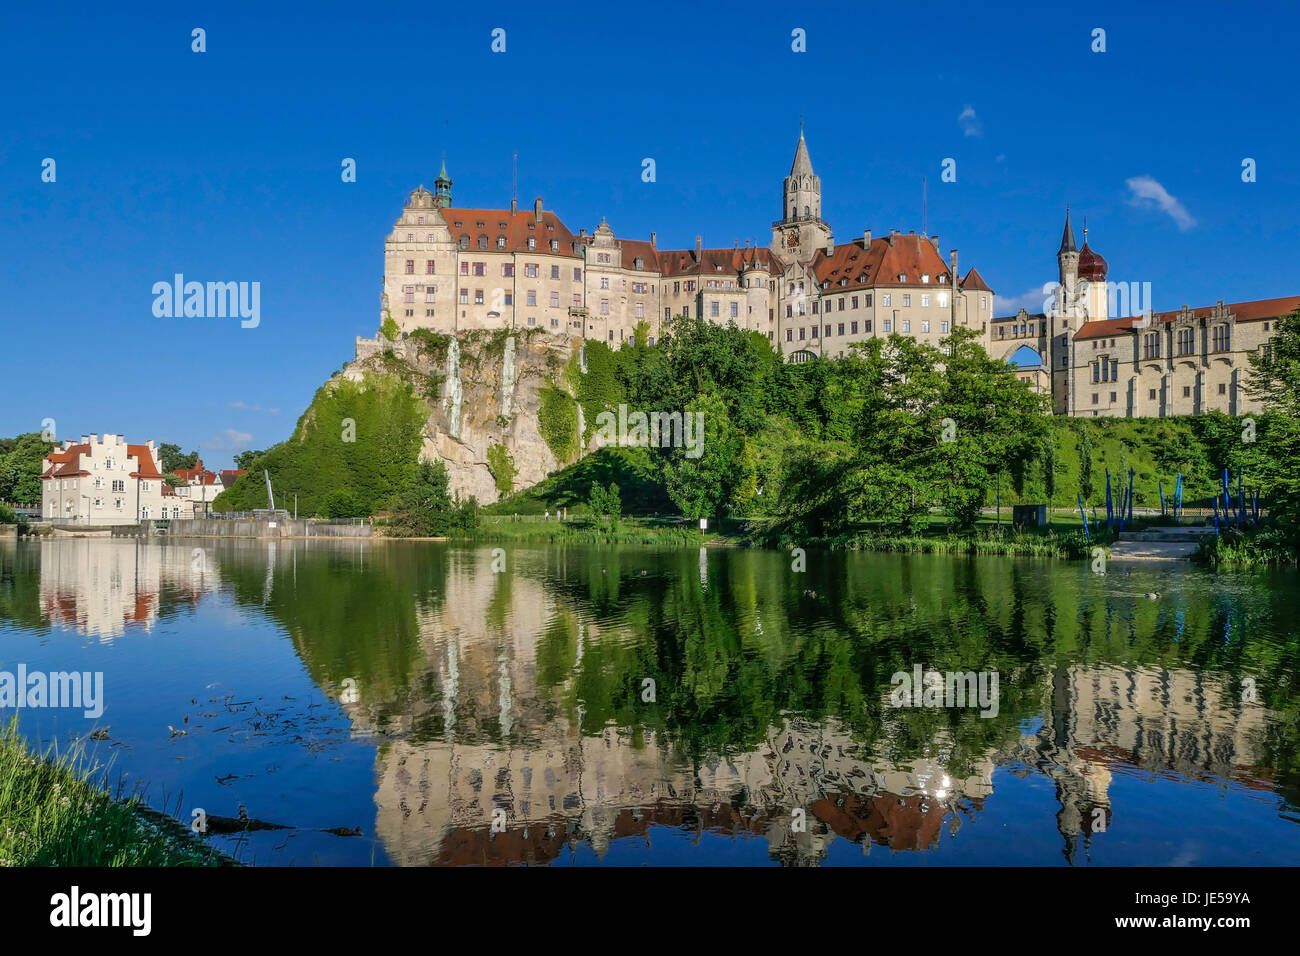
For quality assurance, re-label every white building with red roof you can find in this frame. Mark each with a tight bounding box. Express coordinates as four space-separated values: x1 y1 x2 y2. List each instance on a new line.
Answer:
40 434 185 525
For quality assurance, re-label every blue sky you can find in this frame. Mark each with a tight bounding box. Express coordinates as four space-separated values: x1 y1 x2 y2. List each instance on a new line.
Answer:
3 1 1297 468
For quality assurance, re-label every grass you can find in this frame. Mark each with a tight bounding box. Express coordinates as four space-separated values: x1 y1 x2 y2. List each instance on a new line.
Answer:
471 515 703 546
753 528 1098 558
1195 527 1300 569
0 719 235 867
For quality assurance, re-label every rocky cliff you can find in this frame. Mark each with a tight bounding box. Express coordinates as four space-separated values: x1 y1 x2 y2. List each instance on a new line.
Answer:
346 328 583 504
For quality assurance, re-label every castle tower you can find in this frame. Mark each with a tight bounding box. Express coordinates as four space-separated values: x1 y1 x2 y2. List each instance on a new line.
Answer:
434 158 453 208
1077 224 1109 322
771 127 832 263
1050 208 1081 415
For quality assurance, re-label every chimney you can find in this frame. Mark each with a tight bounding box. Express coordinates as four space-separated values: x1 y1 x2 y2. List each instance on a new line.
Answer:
695 235 702 258
950 249 958 278
534 197 543 222
147 439 155 449
930 235 940 250
81 435 89 445
888 233 896 247
825 236 834 255
579 228 586 238
89 434 98 445
511 198 517 215
650 231 657 247
863 229 871 246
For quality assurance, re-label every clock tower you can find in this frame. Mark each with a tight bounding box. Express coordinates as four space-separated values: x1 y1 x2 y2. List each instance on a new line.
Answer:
771 127 832 263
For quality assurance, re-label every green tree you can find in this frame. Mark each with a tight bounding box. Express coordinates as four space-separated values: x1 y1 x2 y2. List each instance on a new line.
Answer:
0 433 56 504
157 443 199 474
587 481 622 529
388 459 478 537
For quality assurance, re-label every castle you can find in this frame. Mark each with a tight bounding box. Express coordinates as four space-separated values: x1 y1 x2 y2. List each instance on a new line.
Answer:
370 134 1298 418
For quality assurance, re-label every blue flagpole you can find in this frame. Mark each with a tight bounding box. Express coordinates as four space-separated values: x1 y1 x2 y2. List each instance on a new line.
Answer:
1078 494 1090 540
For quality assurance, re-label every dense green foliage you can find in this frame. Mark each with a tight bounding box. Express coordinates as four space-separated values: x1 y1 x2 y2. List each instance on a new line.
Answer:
587 480 622 529
0 432 56 504
213 372 426 517
485 443 516 496
537 385 580 463
157 442 199 475
387 459 478 537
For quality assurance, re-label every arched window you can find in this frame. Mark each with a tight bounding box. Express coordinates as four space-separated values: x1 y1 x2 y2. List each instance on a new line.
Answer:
804 205 810 217
477 235 488 249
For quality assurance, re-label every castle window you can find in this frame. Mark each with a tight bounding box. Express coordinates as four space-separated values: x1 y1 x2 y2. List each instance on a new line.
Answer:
526 291 537 306
866 294 873 307
459 235 469 249
502 263 514 277
498 236 507 248
851 296 858 309
799 327 805 340
921 320 930 333
882 294 891 307
902 320 911 333
1184 386 1192 397
786 329 793 342
635 257 643 270
460 261 469 275
477 236 487 249
636 302 644 318
601 298 610 315
417 217 424 225
711 302 720 318
938 293 948 308
474 289 484 304
405 260 414 274
921 294 930 307
525 264 538 278
921 274 930 283
550 292 560 307
883 319 892 332
1212 325 1231 352
527 317 536 326
406 234 413 241
804 205 810 217
600 277 609 289
902 294 911 307
426 260 436 275
941 321 949 333
731 302 739 318
1219 383 1227 394
473 262 486 276
427 235 434 242
1149 389 1157 400
1092 394 1099 404
574 268 582 281
527 237 536 250
550 239 559 252
575 294 583 307
550 265 560 279
838 323 845 336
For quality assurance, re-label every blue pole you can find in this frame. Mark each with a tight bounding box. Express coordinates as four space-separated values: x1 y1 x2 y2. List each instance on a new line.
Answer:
1212 496 1220 535
1159 480 1166 516
1106 469 1113 531
1174 473 1183 519
1077 494 1090 540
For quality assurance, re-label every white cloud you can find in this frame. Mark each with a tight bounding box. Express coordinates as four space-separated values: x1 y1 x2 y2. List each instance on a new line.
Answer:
994 286 1053 316
958 105 983 138
1125 175 1196 231
201 428 253 451
228 401 279 414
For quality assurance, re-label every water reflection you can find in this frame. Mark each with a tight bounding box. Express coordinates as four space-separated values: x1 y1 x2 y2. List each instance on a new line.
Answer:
0 536 1296 866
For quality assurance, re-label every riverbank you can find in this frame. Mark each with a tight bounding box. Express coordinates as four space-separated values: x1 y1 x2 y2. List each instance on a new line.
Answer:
0 720 235 866
1195 528 1300 569
749 527 1099 558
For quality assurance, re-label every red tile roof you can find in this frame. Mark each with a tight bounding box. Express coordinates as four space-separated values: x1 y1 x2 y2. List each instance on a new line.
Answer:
440 207 582 258
809 234 959 292
960 267 993 293
616 239 660 272
658 246 782 277
128 445 164 480
1074 295 1300 341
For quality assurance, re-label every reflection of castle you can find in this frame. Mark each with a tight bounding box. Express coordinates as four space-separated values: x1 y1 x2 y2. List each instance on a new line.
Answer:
354 565 1275 865
1011 664 1272 864
35 539 217 640
349 550 998 866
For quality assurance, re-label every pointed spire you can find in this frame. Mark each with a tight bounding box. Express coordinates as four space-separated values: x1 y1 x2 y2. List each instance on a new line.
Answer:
1058 206 1077 255
790 126 814 177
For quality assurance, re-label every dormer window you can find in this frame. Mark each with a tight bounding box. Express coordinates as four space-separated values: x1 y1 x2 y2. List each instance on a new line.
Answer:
550 239 559 252
634 257 643 270
898 273 906 282
459 234 469 249
921 273 930 283
477 235 488 249
497 236 507 248
527 237 536 249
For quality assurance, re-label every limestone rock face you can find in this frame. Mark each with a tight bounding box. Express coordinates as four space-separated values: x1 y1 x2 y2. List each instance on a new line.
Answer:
345 330 579 504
